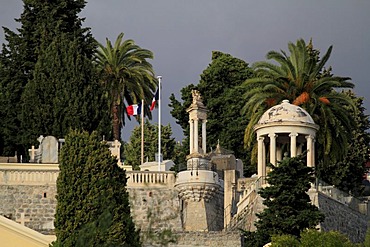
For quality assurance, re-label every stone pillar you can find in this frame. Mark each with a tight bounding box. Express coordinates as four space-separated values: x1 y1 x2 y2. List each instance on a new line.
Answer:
276 145 282 162
269 133 277 166
306 135 314 167
290 132 298 157
312 138 316 167
297 143 304 155
262 138 266 177
189 120 194 153
224 170 237 229
194 118 199 153
202 120 207 153
257 136 265 178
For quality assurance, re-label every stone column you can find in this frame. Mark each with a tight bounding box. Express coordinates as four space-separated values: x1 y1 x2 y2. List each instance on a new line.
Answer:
194 118 199 153
276 145 282 162
312 138 316 168
189 120 194 153
269 133 277 166
257 136 265 178
202 120 207 153
306 135 314 167
262 138 266 177
297 143 304 155
290 132 298 157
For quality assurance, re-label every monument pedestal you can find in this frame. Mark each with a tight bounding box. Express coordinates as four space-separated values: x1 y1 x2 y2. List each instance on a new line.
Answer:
175 170 223 231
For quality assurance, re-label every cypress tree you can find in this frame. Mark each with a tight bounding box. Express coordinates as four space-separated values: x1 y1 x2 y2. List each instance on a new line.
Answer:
0 0 110 157
53 130 140 247
20 32 110 146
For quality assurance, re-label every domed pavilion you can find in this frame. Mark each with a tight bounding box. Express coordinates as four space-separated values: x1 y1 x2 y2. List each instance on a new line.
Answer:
254 100 319 181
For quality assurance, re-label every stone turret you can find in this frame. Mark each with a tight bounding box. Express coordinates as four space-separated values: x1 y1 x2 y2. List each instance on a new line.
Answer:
175 90 223 231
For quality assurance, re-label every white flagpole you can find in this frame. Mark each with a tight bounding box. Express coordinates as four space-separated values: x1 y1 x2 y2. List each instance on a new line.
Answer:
141 99 144 166
157 76 162 171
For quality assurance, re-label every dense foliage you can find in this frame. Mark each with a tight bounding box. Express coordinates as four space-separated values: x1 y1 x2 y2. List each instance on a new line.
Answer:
241 39 368 189
169 51 255 175
243 155 324 247
123 120 176 170
53 130 140 247
319 91 370 194
270 230 359 247
0 0 110 157
95 33 157 141
20 33 110 146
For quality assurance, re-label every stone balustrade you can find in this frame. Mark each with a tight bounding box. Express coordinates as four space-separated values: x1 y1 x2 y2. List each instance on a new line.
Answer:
126 171 176 188
0 163 59 185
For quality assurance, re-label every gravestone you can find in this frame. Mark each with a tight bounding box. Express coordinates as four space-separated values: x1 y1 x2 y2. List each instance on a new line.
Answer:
40 136 59 163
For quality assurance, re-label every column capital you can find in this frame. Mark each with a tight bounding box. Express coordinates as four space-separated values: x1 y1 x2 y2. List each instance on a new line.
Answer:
305 134 315 140
258 136 265 141
268 133 277 138
289 132 298 137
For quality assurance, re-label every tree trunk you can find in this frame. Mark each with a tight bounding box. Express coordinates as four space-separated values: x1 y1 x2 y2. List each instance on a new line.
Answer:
112 105 120 140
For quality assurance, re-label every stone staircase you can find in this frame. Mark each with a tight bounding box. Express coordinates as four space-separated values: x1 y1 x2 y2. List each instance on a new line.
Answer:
226 177 265 232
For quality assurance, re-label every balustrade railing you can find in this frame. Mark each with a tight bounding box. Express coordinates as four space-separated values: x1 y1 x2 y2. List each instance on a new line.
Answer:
0 163 59 185
315 179 369 215
126 171 176 188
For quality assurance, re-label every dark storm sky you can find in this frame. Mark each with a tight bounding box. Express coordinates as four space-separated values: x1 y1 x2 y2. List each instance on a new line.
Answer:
1 1 369 142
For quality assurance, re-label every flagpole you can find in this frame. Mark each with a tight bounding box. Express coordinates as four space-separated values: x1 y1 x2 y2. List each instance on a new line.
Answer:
157 76 162 171
141 99 144 166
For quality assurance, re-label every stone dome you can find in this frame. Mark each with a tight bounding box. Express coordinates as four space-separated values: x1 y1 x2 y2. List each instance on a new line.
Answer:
258 100 315 125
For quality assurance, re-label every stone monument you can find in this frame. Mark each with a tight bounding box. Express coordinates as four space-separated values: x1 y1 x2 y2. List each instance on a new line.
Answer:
29 135 59 163
175 90 223 231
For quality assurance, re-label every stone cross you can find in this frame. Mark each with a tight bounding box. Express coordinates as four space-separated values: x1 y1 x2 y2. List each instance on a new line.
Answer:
16 213 30 226
28 145 36 162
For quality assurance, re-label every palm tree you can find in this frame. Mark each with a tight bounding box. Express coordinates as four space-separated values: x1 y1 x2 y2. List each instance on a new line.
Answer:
242 39 355 165
95 33 157 140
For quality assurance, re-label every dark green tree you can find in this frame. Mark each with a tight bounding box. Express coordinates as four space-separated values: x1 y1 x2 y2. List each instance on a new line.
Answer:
20 33 110 148
123 120 176 170
244 155 324 246
319 91 370 194
52 130 140 247
169 51 255 175
0 0 107 157
95 33 157 141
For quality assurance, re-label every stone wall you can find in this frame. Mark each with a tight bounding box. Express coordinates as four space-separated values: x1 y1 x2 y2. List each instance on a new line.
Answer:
127 187 183 233
318 192 369 243
0 163 59 235
167 231 242 247
0 184 57 234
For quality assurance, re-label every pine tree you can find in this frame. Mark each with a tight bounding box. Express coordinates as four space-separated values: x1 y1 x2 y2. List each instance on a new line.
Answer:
53 130 140 247
244 155 324 246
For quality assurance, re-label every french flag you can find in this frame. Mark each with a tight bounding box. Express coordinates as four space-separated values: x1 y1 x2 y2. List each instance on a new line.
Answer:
126 103 142 116
150 88 159 111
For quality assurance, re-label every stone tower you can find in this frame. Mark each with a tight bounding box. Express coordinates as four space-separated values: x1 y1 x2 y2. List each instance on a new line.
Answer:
175 90 223 231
